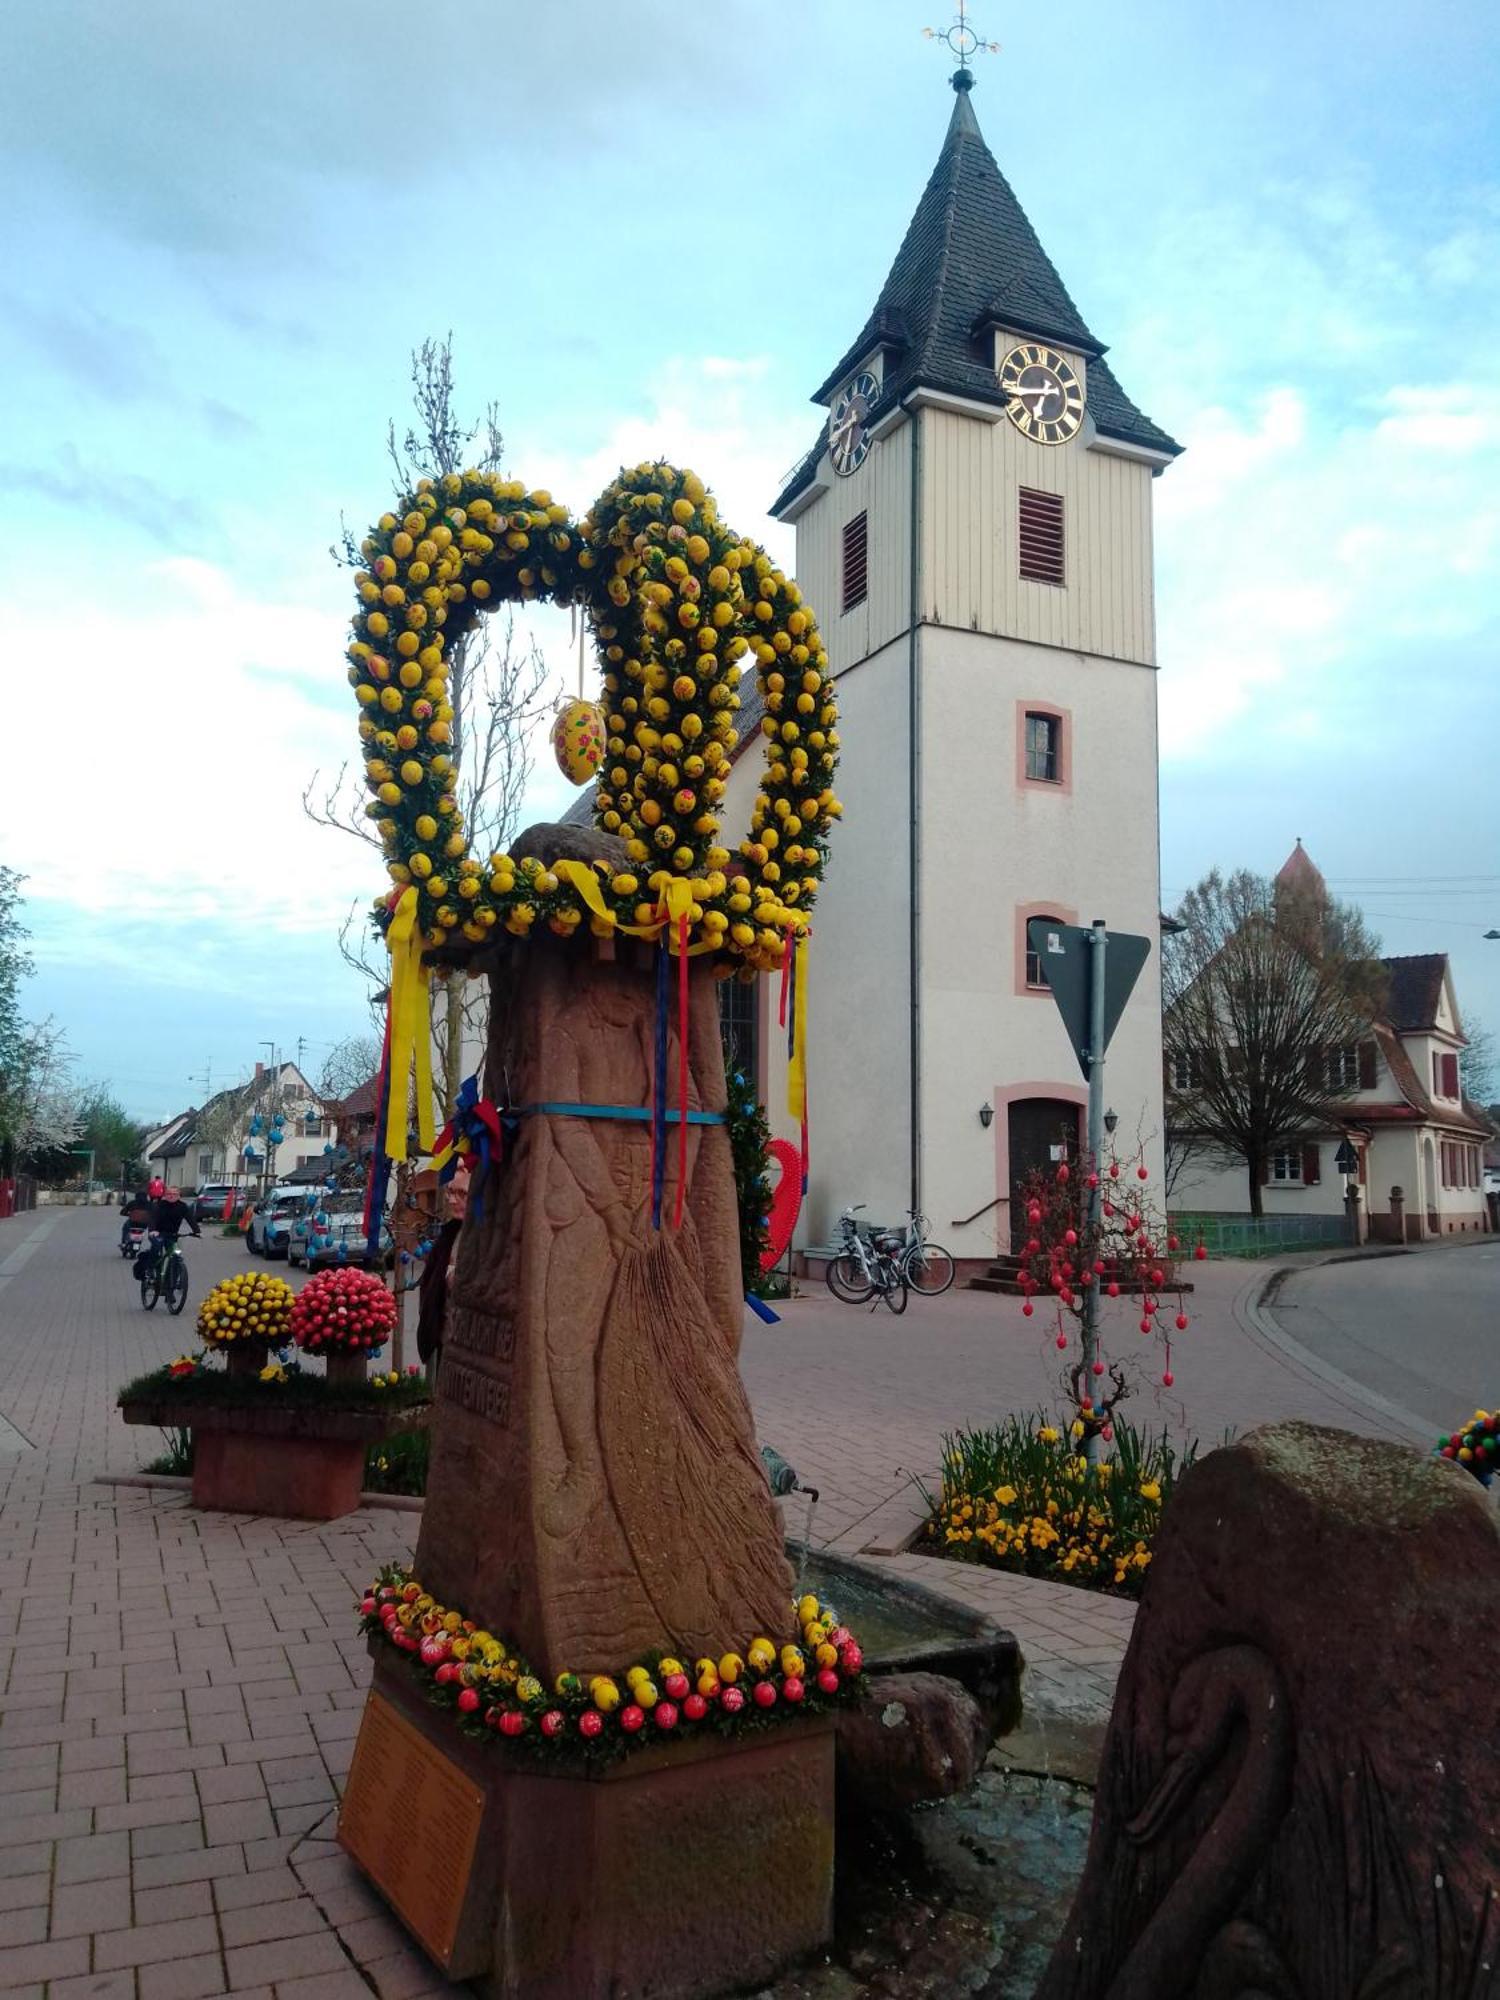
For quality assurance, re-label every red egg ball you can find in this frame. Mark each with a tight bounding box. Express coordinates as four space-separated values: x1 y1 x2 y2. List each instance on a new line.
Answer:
1194 1244 1207 1261
1163 1371 1175 1387
360 1596 376 1616
663 1672 689 1701
1022 1301 1034 1317
1055 1333 1067 1350
1137 1165 1148 1180
839 1643 863 1673
783 1675 806 1703
1175 1313 1188 1331
817 1668 841 1695
683 1693 708 1721
499 1709 526 1737
720 1685 745 1715
620 1704 645 1733
456 1689 480 1714
578 1709 603 1738
752 1680 777 1709
654 1701 680 1731
540 1710 564 1739
1091 1360 1104 1376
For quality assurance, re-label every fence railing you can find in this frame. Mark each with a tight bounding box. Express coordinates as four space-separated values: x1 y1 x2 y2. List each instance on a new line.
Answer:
1169 1211 1353 1260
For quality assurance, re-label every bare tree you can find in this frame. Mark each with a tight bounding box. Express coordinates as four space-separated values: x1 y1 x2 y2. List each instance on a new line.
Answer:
309 335 551 1112
1163 868 1388 1217
319 1033 384 1106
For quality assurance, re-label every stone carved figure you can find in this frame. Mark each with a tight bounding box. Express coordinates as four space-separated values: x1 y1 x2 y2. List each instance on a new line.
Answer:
1038 1422 1500 2000
414 855 792 1679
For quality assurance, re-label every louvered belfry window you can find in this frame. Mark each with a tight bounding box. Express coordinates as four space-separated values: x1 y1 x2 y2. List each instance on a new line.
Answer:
1018 487 1065 586
841 511 868 613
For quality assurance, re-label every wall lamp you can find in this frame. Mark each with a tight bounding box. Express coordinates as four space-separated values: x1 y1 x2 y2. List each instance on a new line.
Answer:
1103 1108 1119 1135
978 1102 994 1129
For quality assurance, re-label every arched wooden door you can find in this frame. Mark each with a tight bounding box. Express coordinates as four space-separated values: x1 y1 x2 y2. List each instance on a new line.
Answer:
1008 1097 1082 1250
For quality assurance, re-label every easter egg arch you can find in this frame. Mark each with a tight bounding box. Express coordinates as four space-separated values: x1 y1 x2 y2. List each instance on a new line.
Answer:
348 461 843 969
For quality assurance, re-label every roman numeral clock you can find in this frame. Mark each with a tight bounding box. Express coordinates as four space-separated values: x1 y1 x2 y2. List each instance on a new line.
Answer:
998 341 1086 445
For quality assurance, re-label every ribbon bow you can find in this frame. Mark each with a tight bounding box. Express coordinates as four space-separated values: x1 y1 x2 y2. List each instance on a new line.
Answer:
431 1074 509 1221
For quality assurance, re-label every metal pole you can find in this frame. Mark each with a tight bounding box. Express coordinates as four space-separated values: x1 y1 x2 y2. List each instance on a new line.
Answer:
1080 920 1107 1464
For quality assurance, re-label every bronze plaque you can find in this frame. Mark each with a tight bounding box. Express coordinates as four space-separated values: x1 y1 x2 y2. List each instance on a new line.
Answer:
338 1691 486 1968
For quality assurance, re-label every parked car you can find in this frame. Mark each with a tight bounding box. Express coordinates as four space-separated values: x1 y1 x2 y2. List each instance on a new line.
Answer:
290 1190 393 1269
191 1183 238 1224
247 1187 309 1259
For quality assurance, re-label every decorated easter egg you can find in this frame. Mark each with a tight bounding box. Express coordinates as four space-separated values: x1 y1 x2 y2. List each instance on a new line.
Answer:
551 699 607 786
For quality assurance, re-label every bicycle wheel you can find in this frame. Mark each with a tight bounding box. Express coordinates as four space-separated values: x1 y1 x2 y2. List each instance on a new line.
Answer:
881 1273 909 1315
826 1253 875 1304
140 1267 160 1311
903 1242 956 1296
165 1256 189 1316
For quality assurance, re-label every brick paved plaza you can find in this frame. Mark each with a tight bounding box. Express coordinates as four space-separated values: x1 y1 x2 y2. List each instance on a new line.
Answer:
0 1206 1420 1997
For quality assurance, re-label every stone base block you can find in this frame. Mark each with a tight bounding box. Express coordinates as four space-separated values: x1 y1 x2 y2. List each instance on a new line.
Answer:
342 1654 835 1998
191 1429 367 1520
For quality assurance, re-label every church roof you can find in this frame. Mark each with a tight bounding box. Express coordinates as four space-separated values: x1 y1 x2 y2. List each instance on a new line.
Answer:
1274 838 1327 898
774 79 1179 515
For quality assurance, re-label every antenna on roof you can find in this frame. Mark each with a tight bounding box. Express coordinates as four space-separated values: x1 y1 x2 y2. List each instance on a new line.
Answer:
922 3 1000 92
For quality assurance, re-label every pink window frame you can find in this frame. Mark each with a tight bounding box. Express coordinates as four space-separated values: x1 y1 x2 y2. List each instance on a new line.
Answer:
1015 899 1079 999
1016 701 1072 794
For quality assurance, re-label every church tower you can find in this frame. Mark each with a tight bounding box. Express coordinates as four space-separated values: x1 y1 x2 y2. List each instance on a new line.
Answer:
758 64 1180 1262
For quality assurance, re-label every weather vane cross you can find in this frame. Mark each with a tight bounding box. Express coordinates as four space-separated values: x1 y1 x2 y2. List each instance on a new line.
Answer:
922 2 1000 82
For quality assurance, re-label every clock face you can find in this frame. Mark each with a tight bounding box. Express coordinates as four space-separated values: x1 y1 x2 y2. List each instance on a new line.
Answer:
829 369 880 477
998 343 1085 445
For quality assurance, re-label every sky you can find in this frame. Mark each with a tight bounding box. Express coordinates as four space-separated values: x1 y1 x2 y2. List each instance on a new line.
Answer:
2 0 1497 1120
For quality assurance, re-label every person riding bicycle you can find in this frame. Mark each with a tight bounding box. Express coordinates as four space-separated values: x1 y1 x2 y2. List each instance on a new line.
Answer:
151 1188 201 1245
119 1185 152 1253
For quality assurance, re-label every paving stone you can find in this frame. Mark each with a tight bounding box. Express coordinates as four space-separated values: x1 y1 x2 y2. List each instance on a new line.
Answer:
130 1848 245 1893
48 1972 138 2000
218 1901 327 1950
51 1877 133 1940
212 1870 303 1915
133 1884 214 1927
223 1934 347 1987
268 1974 371 2000
0 1935 92 1986
137 1956 227 2000
0 1882 49 1920
0 1910 49 1952
55 1830 131 1884
94 1918 223 1973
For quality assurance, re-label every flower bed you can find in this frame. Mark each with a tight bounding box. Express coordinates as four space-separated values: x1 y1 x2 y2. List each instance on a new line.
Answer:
118 1357 429 1415
919 1412 1199 1598
362 1564 864 1764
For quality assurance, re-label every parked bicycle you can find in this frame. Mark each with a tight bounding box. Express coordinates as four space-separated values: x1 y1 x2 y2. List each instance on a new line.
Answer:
139 1233 190 1316
825 1206 909 1313
890 1210 956 1296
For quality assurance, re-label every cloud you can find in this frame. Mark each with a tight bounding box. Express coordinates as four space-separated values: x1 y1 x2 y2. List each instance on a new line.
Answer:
1156 375 1500 758
0 445 209 547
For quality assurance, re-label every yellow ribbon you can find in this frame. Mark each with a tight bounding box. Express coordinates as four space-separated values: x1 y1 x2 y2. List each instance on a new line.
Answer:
384 888 436 1161
787 934 809 1124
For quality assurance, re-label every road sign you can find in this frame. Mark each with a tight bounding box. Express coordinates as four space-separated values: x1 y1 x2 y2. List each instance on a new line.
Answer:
1334 1138 1359 1175
1027 919 1152 1080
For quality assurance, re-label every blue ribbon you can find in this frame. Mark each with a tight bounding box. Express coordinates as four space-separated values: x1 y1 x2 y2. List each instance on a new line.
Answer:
364 1032 396 1264
745 1294 781 1324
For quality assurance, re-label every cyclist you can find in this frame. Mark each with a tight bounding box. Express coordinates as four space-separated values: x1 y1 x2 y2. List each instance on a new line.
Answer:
119 1185 152 1254
135 1187 201 1280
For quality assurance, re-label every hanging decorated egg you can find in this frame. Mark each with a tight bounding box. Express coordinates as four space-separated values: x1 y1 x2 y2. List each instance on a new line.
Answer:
551 699 607 787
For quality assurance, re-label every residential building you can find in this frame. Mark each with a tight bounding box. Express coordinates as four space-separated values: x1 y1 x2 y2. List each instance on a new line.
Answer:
147 1062 335 1193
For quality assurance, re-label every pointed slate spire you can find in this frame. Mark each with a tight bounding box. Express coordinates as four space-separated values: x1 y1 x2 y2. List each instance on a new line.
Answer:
776 75 1177 514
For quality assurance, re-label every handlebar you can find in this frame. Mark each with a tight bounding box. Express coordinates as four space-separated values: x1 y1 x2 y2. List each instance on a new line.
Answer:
839 1203 868 1217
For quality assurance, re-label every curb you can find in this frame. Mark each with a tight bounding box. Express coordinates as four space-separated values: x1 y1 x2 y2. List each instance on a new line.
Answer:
1234 1266 1433 1446
94 1472 425 1513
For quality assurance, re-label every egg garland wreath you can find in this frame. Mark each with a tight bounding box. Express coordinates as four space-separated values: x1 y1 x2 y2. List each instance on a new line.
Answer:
348 460 842 968
1435 1408 1500 1486
288 1267 398 1358
361 1565 865 1764
196 1271 295 1350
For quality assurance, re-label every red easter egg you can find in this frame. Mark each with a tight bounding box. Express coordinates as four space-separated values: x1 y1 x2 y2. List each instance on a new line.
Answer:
683 1694 707 1721
817 1668 840 1695
457 1689 479 1714
360 1597 376 1616
839 1644 863 1673
663 1673 689 1701
620 1704 645 1733
654 1701 679 1731
1175 1313 1188 1331
1055 1333 1067 1350
540 1711 564 1739
499 1710 526 1738
783 1675 806 1703
720 1686 745 1715
579 1710 603 1738
1022 1302 1034 1317
1163 1371 1175 1387
752 1680 777 1709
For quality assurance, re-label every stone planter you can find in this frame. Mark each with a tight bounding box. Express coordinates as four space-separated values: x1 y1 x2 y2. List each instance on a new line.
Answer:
342 1649 835 1996
119 1395 428 1521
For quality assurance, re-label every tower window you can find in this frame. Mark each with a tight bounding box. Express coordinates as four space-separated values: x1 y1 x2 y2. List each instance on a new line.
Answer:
841 511 868 613
1018 487 1065 586
1024 712 1061 783
1025 916 1064 990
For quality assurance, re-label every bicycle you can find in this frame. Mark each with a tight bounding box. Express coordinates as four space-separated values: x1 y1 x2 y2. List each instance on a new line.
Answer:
140 1234 190 1316
825 1207 909 1314
892 1210 956 1296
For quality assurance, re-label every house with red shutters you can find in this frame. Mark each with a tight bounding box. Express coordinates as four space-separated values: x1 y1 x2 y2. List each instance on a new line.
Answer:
1169 848 1491 1241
